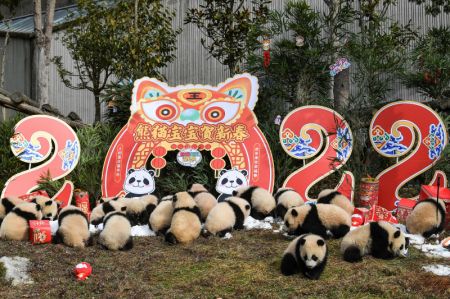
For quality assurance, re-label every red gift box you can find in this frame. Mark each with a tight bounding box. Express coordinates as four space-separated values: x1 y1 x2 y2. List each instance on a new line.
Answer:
367 205 398 224
419 185 450 230
396 198 417 224
18 190 50 202
353 207 369 224
29 220 52 244
74 189 91 218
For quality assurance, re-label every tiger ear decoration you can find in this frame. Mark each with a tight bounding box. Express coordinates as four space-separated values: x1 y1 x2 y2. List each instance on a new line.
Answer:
131 78 169 113
217 73 259 111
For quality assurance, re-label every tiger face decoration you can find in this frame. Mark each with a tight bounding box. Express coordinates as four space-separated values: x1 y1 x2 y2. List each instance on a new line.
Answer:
101 73 274 198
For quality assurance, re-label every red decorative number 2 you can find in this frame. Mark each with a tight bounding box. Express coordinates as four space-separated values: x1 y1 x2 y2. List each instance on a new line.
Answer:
370 101 448 211
1 115 80 202
280 106 355 201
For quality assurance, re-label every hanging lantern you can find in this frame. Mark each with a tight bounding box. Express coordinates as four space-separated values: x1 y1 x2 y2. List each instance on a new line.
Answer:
210 158 226 177
151 157 166 177
262 36 271 69
153 146 167 157
212 147 226 159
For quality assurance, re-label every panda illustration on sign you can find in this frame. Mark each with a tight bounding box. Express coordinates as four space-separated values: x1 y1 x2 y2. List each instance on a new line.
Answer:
215 168 248 202
123 168 156 198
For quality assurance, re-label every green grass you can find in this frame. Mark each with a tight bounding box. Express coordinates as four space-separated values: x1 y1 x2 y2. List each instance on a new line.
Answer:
0 230 449 298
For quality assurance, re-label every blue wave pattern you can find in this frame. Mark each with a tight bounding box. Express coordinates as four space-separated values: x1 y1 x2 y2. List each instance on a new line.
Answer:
426 123 446 159
284 135 317 158
373 131 408 156
335 127 352 161
61 140 79 171
13 141 43 163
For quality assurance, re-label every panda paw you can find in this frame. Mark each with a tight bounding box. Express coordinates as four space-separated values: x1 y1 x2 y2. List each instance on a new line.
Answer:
343 246 362 262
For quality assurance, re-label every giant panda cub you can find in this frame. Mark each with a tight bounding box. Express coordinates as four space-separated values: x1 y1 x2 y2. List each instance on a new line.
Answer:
284 204 351 239
0 202 43 241
232 186 276 220
0 196 25 225
165 192 202 244
90 198 127 226
31 196 60 220
317 189 354 215
54 205 92 248
341 221 409 262
149 195 174 235
281 234 328 280
274 188 304 219
188 183 217 221
204 196 251 237
122 194 158 226
406 198 446 238
98 208 133 251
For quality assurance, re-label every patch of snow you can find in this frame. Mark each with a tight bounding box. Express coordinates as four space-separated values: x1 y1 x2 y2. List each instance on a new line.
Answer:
222 232 232 239
0 256 33 286
50 220 58 235
244 216 273 230
131 225 156 237
416 243 450 259
422 264 450 276
89 223 103 234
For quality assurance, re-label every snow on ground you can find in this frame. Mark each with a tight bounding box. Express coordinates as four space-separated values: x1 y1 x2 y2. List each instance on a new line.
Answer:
244 216 274 230
222 232 233 240
51 221 155 237
422 265 450 276
0 256 33 286
396 224 450 258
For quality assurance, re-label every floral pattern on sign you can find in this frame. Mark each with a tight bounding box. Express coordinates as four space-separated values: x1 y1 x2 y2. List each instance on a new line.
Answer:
423 123 446 160
371 125 407 156
281 128 317 158
331 127 352 161
59 140 80 171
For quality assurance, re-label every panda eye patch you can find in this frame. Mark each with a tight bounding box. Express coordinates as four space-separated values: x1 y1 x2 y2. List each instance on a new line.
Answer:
317 239 325 246
400 245 403 250
237 178 243 185
222 178 228 184
129 177 136 184
284 221 289 227
394 230 400 238
312 255 318 261
143 178 149 185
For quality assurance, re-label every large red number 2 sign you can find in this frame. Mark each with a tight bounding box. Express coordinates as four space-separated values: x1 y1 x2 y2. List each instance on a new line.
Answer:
280 106 355 201
1 115 80 200
370 101 448 210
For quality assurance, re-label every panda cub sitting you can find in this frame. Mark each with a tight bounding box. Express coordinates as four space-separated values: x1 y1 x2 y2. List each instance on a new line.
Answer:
340 221 409 262
281 234 328 280
406 198 446 238
98 207 133 251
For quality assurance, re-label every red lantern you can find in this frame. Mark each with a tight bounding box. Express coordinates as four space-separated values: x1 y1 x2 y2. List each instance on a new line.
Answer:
212 147 226 158
153 146 167 157
151 157 166 169
351 214 364 227
73 262 92 280
210 158 225 170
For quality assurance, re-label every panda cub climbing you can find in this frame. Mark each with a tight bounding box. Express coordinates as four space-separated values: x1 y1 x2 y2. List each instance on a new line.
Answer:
204 197 251 237
317 189 354 215
0 196 25 225
149 195 174 235
98 206 133 251
284 204 351 239
165 192 202 244
90 198 127 226
188 183 217 221
0 202 43 241
232 186 276 220
31 196 60 220
341 221 409 262
281 234 328 280
406 198 446 238
274 188 304 219
54 205 92 248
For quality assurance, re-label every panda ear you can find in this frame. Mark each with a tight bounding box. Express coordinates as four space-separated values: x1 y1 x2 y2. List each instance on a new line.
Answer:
173 194 178 203
291 209 298 217
36 204 42 211
394 230 401 238
148 169 156 177
99 198 105 204
317 239 325 246
128 169 135 175
31 198 37 204
240 169 248 177
220 169 227 176
45 200 53 206
299 238 306 245
112 197 119 201
56 202 61 209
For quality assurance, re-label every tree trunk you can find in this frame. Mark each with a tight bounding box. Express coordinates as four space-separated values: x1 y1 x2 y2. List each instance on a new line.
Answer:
33 0 55 106
94 94 101 123
333 68 349 112
0 22 10 88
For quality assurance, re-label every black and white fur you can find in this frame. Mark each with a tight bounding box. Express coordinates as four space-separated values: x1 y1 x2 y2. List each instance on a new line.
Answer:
54 205 92 248
232 186 276 220
188 183 217 221
98 207 133 251
215 168 248 202
406 198 446 238
0 202 43 241
274 188 304 219
90 198 127 226
149 195 174 235
123 168 156 198
204 196 251 237
281 234 328 280
341 221 409 262
284 204 351 239
0 196 25 225
122 194 158 226
317 189 354 215
165 192 202 244
31 196 60 220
